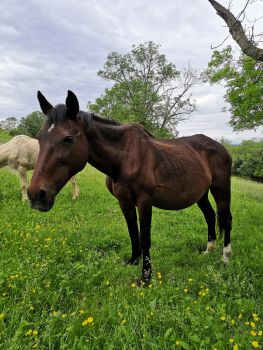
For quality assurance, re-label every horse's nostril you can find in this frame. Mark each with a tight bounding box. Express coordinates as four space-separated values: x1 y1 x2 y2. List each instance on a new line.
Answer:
38 189 47 201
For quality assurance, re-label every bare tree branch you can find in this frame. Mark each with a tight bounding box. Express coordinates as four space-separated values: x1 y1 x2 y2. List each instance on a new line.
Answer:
208 0 263 62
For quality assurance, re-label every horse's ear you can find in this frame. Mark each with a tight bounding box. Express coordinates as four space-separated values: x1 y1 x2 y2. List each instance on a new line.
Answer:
66 90 79 120
37 91 53 115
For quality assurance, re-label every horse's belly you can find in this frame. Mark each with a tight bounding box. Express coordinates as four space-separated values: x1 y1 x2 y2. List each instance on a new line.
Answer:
152 184 208 210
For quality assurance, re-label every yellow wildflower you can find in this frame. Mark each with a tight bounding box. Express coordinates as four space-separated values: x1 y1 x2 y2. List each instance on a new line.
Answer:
252 313 259 321
176 340 180 346
229 338 234 343
32 330 38 336
251 321 256 328
131 282 136 288
252 341 259 348
79 309 85 314
82 316 94 326
233 344 239 350
184 288 188 293
251 331 257 336
258 331 262 336
220 316 226 321
0 313 5 320
25 329 33 336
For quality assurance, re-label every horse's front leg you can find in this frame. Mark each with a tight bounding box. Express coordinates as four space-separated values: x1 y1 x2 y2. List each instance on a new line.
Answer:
137 194 152 283
17 166 28 201
69 176 80 200
118 200 141 264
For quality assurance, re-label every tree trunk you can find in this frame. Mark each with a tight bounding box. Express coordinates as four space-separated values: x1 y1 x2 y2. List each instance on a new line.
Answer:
208 0 263 62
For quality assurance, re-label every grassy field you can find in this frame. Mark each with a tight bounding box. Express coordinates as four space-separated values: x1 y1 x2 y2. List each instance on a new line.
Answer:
0 166 262 350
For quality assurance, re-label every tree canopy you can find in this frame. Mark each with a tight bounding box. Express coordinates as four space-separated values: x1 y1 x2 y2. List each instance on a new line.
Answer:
203 45 263 130
88 42 198 137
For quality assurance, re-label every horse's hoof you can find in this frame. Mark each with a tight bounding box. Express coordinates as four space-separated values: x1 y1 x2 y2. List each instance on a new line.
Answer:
203 240 217 254
222 244 232 263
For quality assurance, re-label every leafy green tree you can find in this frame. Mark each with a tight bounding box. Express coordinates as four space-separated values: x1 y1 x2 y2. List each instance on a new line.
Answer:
88 42 198 137
203 46 263 131
219 137 263 181
17 111 45 138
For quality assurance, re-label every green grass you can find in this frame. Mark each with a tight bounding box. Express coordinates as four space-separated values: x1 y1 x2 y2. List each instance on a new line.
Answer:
0 129 12 144
0 167 262 350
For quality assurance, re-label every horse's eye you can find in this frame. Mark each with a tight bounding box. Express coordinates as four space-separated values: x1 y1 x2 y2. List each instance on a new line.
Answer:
63 136 74 145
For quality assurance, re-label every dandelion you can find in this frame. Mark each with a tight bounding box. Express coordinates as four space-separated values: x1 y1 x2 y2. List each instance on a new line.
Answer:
25 329 38 337
229 338 234 343
251 322 256 328
79 309 85 314
157 272 162 279
184 288 188 293
25 329 33 336
252 341 259 348
220 316 226 321
258 331 262 336
131 282 136 288
251 331 257 336
82 316 94 326
252 313 259 321
233 344 239 350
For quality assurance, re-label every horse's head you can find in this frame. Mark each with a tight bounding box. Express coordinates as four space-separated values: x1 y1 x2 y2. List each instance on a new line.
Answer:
28 91 89 211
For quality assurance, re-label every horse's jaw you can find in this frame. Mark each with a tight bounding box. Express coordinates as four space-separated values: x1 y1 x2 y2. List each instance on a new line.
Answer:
30 200 54 212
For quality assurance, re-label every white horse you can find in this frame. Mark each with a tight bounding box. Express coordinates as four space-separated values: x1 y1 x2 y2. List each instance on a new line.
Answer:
0 135 80 201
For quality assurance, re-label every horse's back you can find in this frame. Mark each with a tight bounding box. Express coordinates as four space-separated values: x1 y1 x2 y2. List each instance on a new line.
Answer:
4 135 39 170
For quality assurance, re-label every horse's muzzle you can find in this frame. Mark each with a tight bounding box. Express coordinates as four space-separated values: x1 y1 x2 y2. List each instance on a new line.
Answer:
27 188 55 212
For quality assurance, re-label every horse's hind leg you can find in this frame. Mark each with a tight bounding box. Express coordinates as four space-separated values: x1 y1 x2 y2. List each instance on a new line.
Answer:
197 191 216 253
17 166 28 201
211 186 232 263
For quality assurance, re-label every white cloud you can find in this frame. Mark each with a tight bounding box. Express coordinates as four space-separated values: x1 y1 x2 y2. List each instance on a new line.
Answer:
0 0 262 141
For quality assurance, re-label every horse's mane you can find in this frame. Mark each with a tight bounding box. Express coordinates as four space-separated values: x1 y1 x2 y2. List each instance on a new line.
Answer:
49 106 154 138
78 111 121 128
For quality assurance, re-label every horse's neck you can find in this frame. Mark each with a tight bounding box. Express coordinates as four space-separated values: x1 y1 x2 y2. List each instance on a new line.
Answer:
87 122 123 178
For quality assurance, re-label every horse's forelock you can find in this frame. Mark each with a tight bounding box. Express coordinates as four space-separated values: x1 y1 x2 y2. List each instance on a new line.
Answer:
47 104 67 124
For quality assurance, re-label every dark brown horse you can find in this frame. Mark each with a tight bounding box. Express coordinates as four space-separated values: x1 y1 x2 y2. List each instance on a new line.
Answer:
28 91 232 282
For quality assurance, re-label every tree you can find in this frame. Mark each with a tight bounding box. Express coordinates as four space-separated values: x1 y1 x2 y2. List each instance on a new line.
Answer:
208 0 263 62
203 45 263 130
0 117 19 130
17 111 45 138
88 42 198 137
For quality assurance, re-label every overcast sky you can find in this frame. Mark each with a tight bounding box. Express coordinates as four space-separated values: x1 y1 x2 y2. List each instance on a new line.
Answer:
1 0 262 143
